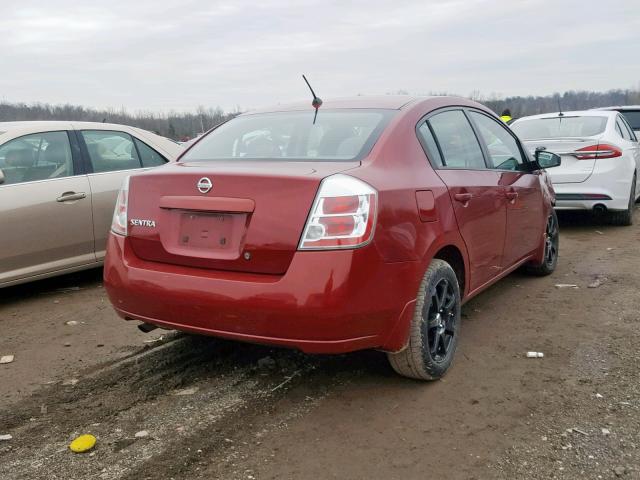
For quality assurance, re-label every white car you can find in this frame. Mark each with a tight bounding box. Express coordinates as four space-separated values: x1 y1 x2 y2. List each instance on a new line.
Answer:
511 110 640 225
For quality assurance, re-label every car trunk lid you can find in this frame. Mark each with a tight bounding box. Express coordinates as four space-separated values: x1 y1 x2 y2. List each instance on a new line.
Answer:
126 161 358 274
523 136 604 184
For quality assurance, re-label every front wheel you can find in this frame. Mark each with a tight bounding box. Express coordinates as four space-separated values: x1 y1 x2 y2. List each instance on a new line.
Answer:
526 210 559 276
387 259 461 381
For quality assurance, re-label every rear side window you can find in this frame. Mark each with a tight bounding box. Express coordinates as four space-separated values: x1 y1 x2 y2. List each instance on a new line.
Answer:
0 131 74 185
619 115 638 141
134 138 167 167
511 116 607 139
427 110 486 169
81 131 142 173
616 117 633 141
417 123 444 167
620 111 640 131
469 112 525 171
182 110 394 162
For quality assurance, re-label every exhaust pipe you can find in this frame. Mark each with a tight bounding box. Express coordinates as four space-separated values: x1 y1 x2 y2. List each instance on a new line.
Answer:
138 322 158 333
593 204 607 214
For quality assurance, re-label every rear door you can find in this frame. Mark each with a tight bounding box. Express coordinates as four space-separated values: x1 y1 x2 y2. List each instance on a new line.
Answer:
468 110 545 267
0 130 94 285
77 129 169 260
418 109 507 291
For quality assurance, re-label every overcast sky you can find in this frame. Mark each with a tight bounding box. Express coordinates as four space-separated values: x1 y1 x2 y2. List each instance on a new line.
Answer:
1 0 638 113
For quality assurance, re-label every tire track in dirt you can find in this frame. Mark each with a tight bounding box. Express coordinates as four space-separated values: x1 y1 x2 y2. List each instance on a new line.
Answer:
0 329 385 479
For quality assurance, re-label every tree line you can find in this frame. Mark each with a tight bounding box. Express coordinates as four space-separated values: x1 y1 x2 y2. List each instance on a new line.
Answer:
0 103 237 141
480 88 640 119
1 88 639 139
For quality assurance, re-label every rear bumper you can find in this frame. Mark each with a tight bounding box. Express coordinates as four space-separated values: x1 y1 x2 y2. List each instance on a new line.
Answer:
104 234 421 354
552 161 634 211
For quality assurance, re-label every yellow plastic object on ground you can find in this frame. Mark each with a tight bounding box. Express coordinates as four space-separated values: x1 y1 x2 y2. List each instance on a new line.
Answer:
69 434 96 453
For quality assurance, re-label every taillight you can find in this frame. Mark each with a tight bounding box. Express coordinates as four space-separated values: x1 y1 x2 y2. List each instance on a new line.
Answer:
111 176 130 236
299 174 377 250
574 143 622 160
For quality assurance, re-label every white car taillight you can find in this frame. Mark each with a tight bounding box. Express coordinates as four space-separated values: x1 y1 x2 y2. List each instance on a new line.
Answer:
299 174 377 250
111 176 130 236
574 143 623 160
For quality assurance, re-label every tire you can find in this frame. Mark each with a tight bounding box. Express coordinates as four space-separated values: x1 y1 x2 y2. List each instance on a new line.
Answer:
387 259 461 381
526 210 559 276
609 174 636 226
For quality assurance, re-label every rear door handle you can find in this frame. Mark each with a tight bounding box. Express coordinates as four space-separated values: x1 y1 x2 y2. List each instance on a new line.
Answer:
56 192 87 202
454 193 472 203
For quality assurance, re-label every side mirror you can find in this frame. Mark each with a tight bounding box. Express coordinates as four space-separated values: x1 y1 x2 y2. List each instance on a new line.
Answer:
0 169 4 185
535 150 561 169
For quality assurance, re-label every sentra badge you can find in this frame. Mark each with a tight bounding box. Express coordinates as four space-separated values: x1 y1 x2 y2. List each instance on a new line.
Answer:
130 219 156 227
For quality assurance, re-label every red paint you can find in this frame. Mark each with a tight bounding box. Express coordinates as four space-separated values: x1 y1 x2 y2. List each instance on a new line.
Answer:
104 96 555 354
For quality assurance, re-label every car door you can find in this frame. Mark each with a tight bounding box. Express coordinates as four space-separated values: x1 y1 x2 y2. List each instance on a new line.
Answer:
418 109 507 291
77 128 168 260
467 110 545 267
0 130 94 286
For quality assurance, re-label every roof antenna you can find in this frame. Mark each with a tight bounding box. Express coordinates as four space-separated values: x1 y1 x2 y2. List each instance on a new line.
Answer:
302 74 322 124
557 94 564 117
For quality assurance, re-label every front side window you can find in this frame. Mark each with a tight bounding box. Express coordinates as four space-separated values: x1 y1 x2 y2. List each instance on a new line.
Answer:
181 110 394 162
469 111 524 171
0 131 73 185
81 130 141 173
134 138 167 167
427 110 486 169
512 116 608 140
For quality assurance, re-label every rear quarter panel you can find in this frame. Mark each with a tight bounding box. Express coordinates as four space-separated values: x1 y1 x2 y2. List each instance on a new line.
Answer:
354 99 471 295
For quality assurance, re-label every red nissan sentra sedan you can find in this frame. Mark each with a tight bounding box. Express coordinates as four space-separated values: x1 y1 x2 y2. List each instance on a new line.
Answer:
104 96 561 380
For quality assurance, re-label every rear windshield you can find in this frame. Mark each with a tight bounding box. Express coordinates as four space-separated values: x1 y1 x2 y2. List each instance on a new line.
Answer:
620 111 640 130
512 116 608 140
181 109 394 162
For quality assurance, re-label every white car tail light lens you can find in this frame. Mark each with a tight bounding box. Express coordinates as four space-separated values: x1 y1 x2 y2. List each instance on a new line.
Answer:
299 174 377 250
574 143 622 160
111 176 130 236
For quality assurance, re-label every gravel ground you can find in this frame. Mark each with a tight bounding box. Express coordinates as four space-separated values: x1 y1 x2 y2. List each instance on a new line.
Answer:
0 210 638 479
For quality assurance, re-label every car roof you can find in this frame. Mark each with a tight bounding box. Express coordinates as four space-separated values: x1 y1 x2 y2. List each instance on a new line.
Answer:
242 95 430 115
594 105 640 111
514 110 618 122
0 120 183 160
0 120 147 132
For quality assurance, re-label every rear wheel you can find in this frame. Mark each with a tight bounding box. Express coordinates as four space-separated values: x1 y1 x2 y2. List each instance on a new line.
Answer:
526 210 559 276
387 259 461 381
609 174 636 226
